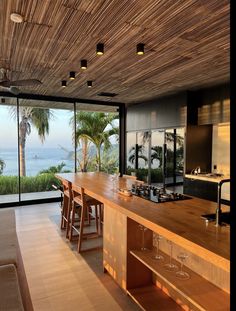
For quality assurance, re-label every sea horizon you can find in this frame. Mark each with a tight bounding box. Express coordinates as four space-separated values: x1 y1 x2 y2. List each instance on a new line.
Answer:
0 147 74 176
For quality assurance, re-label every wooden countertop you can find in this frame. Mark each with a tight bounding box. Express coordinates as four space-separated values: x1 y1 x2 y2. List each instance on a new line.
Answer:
56 172 230 271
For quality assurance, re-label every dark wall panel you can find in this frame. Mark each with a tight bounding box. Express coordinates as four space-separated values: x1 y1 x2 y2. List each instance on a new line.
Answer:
126 92 187 131
185 125 212 174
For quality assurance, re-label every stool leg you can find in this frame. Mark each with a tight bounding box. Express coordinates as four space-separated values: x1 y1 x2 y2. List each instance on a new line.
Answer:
99 204 103 236
61 195 68 229
87 206 91 225
78 203 86 253
69 202 76 241
95 205 99 235
65 198 72 239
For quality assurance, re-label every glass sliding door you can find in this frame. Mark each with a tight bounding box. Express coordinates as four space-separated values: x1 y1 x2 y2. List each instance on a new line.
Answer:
126 132 137 175
126 127 185 186
19 99 74 201
165 128 184 186
165 129 175 185
175 128 184 183
136 131 150 182
0 97 19 204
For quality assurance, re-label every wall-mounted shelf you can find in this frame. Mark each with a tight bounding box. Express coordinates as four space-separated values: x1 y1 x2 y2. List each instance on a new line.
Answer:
130 249 230 311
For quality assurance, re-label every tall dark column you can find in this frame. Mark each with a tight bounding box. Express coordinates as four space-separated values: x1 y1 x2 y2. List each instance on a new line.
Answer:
119 104 126 176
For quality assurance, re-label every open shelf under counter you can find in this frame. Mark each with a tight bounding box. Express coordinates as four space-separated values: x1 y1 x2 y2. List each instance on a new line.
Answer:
127 285 182 311
130 248 230 311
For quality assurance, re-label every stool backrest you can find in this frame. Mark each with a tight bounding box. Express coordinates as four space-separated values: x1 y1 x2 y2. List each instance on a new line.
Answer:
71 184 86 206
62 180 72 198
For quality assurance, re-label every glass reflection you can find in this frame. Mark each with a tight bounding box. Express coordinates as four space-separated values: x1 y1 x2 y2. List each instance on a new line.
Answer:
151 130 164 186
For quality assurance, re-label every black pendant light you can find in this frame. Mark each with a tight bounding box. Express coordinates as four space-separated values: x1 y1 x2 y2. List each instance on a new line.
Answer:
136 43 145 55
69 71 75 80
96 43 104 55
81 59 87 70
61 80 67 87
87 81 93 88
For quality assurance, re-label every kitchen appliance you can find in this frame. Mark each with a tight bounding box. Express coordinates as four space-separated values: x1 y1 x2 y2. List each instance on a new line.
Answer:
131 184 191 203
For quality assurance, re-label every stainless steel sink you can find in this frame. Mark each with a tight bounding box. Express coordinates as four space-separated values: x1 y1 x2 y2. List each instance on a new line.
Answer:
201 212 230 226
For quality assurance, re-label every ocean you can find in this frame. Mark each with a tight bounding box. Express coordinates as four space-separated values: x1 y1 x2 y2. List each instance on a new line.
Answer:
0 147 74 176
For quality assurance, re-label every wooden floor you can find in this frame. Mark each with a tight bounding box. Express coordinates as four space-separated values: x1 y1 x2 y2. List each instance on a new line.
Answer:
15 203 140 311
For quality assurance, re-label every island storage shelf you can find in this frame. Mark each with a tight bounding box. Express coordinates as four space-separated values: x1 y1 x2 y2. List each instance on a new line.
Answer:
129 249 230 311
56 173 230 311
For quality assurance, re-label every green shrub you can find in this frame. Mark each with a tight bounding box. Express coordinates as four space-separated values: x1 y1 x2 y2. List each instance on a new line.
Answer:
0 174 61 195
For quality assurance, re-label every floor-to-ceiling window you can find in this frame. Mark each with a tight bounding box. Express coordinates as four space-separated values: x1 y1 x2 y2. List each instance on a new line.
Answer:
0 97 120 207
19 99 74 202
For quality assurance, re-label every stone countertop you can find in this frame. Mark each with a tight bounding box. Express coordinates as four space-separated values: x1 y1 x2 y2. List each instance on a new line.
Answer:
185 174 230 183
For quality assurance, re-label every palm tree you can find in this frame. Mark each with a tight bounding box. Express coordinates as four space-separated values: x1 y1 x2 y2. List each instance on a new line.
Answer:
75 112 119 171
39 162 71 174
0 158 5 175
11 106 52 176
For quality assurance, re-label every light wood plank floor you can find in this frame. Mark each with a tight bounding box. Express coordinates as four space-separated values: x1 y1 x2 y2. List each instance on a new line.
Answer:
15 203 140 311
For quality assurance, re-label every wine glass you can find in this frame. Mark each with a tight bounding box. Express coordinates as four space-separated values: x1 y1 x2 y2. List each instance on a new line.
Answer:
176 253 190 280
138 224 148 251
111 173 118 191
163 240 178 271
153 234 164 261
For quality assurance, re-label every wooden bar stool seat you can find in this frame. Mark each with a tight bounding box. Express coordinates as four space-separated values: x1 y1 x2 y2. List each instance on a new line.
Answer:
69 184 103 252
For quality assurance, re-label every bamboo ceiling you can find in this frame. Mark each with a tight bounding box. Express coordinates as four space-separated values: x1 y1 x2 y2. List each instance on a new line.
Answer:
0 0 230 105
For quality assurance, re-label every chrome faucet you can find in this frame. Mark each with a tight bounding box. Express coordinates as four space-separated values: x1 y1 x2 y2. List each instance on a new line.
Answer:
191 166 201 175
215 179 230 226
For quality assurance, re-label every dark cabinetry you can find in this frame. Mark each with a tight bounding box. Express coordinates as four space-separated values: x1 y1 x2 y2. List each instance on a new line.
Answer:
185 125 212 174
183 177 217 202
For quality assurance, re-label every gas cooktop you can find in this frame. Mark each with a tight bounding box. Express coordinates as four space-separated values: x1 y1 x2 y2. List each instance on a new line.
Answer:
131 184 191 203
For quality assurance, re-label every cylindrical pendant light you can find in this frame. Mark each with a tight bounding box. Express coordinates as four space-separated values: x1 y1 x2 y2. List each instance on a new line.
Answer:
87 80 93 88
96 43 104 55
80 59 87 70
136 43 145 55
61 80 67 87
69 71 75 80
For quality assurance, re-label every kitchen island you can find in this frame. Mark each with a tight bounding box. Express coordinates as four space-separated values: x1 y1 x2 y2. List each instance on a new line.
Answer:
56 172 230 311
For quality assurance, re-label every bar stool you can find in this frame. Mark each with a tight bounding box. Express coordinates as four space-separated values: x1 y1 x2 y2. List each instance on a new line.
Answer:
60 180 72 239
52 183 63 207
70 184 102 252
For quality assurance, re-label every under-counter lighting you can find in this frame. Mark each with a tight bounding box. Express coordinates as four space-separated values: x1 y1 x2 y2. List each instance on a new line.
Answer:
87 81 93 88
96 43 104 55
61 80 67 87
69 71 75 80
136 43 145 55
80 59 87 70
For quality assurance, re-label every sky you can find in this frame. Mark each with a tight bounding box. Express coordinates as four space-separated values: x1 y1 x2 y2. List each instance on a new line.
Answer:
0 105 118 149
0 106 75 149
